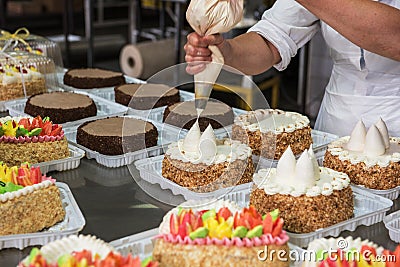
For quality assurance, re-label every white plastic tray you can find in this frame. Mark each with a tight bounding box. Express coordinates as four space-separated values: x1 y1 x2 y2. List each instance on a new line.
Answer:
63 116 169 168
0 182 86 250
134 155 253 201
110 227 303 266
33 143 85 174
383 210 400 243
5 91 128 129
223 185 393 248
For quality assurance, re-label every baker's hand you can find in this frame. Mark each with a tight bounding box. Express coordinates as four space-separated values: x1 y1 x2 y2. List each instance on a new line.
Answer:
184 32 225 75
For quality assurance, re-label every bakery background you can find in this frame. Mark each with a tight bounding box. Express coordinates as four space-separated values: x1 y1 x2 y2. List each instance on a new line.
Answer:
0 0 398 266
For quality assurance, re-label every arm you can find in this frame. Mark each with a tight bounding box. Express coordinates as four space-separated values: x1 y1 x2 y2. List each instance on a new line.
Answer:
185 32 281 75
296 0 400 61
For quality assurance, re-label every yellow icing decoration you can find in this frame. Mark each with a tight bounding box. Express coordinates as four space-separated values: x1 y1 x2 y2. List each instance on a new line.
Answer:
3 120 18 137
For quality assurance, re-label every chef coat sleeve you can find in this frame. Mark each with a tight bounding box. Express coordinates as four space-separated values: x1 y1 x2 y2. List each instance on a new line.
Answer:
248 0 320 71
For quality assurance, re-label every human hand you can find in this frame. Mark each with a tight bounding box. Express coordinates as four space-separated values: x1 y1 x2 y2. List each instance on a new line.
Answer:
184 32 225 75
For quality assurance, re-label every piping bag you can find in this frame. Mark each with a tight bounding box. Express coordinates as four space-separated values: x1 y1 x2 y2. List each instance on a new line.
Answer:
186 0 243 116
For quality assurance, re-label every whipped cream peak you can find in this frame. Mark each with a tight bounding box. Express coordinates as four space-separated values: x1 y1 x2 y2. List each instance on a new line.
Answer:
295 150 316 189
308 144 320 180
375 117 390 149
275 145 296 185
182 120 201 154
346 120 366 152
364 125 386 157
199 124 217 160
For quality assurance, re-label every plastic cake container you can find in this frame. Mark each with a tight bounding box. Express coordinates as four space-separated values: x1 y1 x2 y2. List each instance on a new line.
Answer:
63 116 171 168
383 210 400 243
0 182 85 249
5 90 128 129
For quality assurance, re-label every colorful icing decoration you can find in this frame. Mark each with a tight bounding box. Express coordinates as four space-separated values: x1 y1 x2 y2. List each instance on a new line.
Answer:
162 206 288 247
19 248 159 267
0 162 54 191
0 116 63 138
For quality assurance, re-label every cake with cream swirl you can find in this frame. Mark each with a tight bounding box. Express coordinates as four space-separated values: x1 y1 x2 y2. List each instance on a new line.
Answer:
162 121 254 192
324 118 400 190
250 145 353 233
232 109 312 160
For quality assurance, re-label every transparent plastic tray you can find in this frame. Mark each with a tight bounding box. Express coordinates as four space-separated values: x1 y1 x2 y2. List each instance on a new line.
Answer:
0 182 86 250
224 185 393 248
110 227 303 266
33 143 85 174
383 210 400 243
63 116 169 168
5 91 128 129
134 155 253 201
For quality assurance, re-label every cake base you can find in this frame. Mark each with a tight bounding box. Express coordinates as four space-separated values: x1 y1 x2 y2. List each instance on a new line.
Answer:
250 186 354 233
152 238 290 267
323 150 400 190
0 80 46 101
162 155 254 192
0 138 69 166
232 125 312 160
0 184 65 235
63 68 125 89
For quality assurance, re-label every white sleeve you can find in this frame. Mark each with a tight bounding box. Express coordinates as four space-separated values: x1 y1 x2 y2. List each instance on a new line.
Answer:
248 0 320 70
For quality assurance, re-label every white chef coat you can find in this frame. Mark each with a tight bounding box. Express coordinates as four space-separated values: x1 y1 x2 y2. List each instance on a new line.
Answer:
249 0 400 137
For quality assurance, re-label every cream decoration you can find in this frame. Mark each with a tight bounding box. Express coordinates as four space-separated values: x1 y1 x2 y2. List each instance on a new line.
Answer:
375 117 390 149
182 120 201 154
308 144 320 180
364 125 386 157
346 120 366 152
274 145 296 185
181 121 217 160
199 124 217 160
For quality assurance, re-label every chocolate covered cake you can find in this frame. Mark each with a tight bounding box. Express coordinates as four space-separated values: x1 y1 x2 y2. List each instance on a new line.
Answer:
76 117 158 155
63 68 125 89
24 92 97 124
115 83 180 109
163 101 234 131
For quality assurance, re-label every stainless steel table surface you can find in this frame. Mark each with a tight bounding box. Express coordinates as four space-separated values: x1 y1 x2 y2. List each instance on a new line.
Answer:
0 158 398 266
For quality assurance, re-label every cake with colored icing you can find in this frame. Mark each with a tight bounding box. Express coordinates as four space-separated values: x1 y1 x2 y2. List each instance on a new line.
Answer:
153 199 290 267
18 235 159 267
0 163 65 235
63 68 125 89
76 117 158 155
232 109 312 159
324 119 400 190
163 100 234 131
114 83 180 109
24 92 97 124
162 121 254 192
0 116 69 166
302 236 400 267
250 145 353 233
0 63 46 100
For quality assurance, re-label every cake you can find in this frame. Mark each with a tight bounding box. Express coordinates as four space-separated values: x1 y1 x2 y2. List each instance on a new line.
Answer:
114 83 180 109
324 119 400 190
0 63 46 101
302 236 400 267
76 117 158 155
24 92 97 124
18 235 159 267
232 109 312 159
163 100 234 131
162 121 254 192
0 116 69 166
250 145 353 233
0 163 65 235
63 68 126 89
153 199 290 267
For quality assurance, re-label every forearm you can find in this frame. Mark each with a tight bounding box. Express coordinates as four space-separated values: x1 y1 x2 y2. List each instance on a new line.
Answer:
296 0 400 61
218 32 281 75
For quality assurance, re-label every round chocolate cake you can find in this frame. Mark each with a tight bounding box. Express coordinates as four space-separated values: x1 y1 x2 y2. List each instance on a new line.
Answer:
76 117 158 155
163 101 234 131
24 92 97 124
114 83 180 109
63 68 125 89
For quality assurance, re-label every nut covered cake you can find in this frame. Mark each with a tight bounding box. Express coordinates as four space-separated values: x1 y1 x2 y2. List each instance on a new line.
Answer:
76 117 158 155
324 119 400 190
114 83 180 109
232 109 312 159
0 116 69 166
162 121 253 192
63 68 125 89
24 92 97 124
250 146 353 233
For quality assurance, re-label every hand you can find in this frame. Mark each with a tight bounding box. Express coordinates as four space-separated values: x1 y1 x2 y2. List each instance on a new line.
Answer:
184 32 225 75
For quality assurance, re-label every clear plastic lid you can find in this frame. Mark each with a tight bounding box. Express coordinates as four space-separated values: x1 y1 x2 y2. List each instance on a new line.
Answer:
0 51 58 101
0 28 63 69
